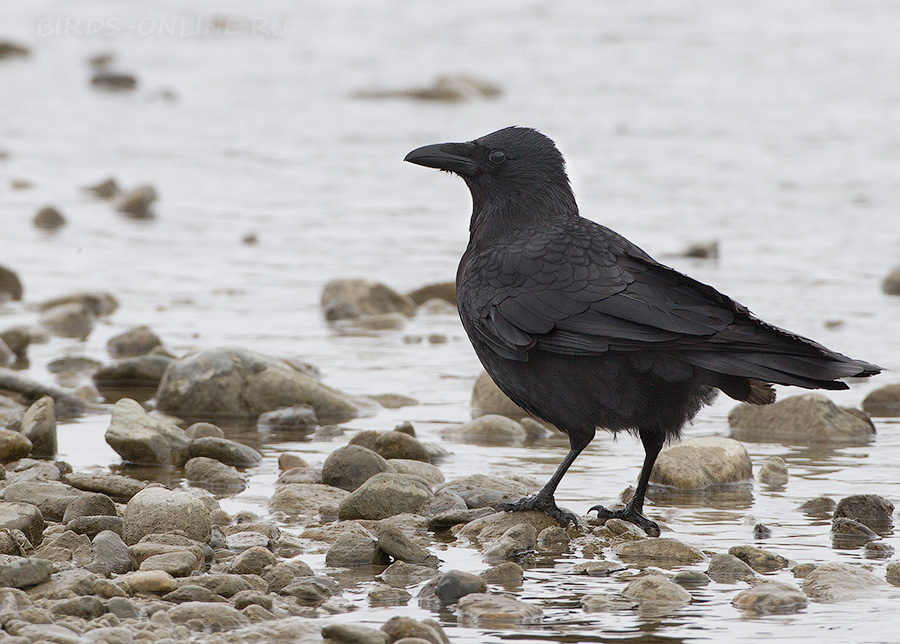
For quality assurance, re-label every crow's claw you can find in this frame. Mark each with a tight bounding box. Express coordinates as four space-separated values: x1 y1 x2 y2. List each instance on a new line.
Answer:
497 494 579 527
589 503 661 537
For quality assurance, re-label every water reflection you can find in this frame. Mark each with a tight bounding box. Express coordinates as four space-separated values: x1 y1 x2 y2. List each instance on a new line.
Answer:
647 483 755 512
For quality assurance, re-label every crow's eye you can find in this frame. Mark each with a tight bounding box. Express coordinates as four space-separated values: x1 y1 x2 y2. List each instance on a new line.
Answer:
489 150 507 164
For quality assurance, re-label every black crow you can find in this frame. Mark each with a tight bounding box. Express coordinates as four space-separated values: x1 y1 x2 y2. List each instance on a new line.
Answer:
405 126 881 535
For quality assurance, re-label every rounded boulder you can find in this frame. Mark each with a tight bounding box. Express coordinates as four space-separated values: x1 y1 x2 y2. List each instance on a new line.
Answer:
729 394 875 443
123 487 212 545
649 436 752 489
862 384 900 417
338 473 434 520
156 346 359 423
322 445 394 491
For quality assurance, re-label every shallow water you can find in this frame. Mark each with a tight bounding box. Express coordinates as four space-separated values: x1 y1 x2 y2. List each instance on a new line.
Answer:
3 0 900 642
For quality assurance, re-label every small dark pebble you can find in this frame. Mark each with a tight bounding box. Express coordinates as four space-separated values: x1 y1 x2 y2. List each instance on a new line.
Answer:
0 41 30 59
91 70 138 91
33 206 66 230
754 523 772 539
83 177 120 199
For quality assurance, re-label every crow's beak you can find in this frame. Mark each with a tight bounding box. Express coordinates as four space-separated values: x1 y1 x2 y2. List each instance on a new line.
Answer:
404 142 477 176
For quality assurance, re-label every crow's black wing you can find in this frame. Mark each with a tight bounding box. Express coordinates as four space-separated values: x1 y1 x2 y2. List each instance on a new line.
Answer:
458 220 879 387
458 223 734 361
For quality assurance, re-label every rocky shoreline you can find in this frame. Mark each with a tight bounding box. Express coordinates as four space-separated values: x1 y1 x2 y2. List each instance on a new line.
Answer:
0 271 899 643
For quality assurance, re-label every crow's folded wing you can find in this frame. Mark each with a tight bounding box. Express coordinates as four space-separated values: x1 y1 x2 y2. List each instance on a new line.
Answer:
458 226 735 361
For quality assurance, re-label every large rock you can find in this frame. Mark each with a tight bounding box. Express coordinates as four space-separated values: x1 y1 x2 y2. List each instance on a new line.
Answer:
388 459 444 485
338 473 434 520
140 550 203 577
26 567 106 599
62 472 148 501
831 517 878 548
268 483 349 514
650 436 752 489
802 562 886 601
445 414 528 444
706 554 757 583
122 487 212 545
3 480 83 522
832 494 894 533
168 601 248 630
91 530 132 574
729 394 875 443
20 395 56 458
438 473 535 510
0 502 45 545
456 510 558 542
106 326 162 358
228 546 277 575
325 527 388 567
93 355 172 396
373 431 431 462
406 281 456 306
62 493 117 523
0 429 32 462
456 592 543 624
39 291 118 317
322 445 394 491
187 437 262 467
0 557 53 589
35 530 92 565
322 625 389 644
732 581 807 614
184 457 247 490
104 398 191 465
156 346 359 423
622 574 692 608
862 384 900 417
262 561 314 593
121 569 177 594
613 538 707 567
470 371 529 420
728 545 788 573
436 570 486 603
281 576 338 606
356 75 501 102
39 303 94 340
320 278 417 321
201 617 321 644
482 524 537 561
374 522 438 567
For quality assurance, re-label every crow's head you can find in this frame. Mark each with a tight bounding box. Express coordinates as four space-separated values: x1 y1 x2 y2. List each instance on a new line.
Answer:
405 127 576 219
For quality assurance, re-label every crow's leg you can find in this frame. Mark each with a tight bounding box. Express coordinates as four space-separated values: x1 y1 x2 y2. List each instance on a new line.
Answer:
590 429 664 537
496 431 592 527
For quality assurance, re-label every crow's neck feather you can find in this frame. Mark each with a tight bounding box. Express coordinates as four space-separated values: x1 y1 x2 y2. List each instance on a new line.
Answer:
467 179 579 247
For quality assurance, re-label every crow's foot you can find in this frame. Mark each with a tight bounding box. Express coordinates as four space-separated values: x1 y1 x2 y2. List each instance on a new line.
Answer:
497 493 578 527
589 503 661 537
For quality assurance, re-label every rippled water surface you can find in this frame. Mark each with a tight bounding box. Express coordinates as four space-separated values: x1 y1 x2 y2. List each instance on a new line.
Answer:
3 1 900 642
